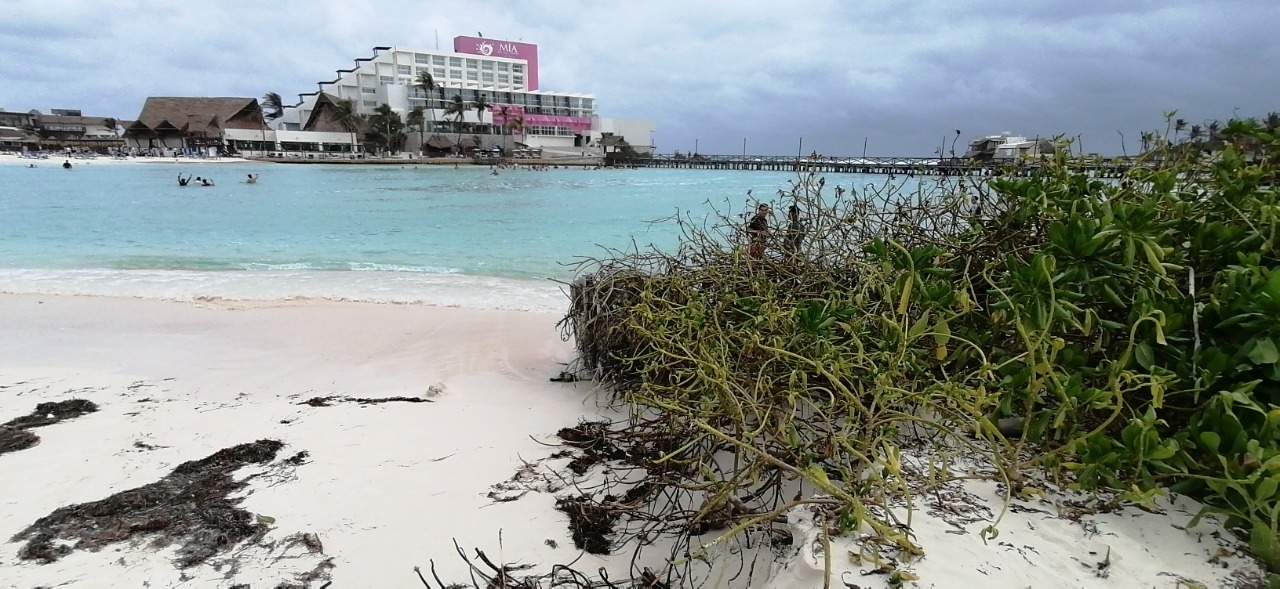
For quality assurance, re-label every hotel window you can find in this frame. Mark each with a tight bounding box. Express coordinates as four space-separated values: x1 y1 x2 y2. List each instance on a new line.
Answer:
512 64 523 73
513 75 524 86
466 70 478 81
449 57 462 67
497 74 509 84
497 63 509 72
363 100 377 107
482 72 494 83
449 69 462 79
397 65 412 75
379 76 393 85
481 61 494 70
433 55 446 66
465 59 478 69
433 67 445 78
415 54 430 64
361 87 377 94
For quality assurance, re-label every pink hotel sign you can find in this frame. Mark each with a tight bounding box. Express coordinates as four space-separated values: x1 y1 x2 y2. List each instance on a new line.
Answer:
453 36 539 91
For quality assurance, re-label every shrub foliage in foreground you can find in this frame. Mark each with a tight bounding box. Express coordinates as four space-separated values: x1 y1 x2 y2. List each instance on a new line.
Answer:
563 118 1280 574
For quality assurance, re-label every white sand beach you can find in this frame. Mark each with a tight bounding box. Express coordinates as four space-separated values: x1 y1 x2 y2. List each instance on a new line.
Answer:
0 152 252 166
0 294 617 587
0 294 1265 588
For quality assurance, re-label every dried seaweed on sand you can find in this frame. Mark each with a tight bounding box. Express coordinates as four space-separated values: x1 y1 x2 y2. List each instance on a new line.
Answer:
0 399 99 456
11 439 290 568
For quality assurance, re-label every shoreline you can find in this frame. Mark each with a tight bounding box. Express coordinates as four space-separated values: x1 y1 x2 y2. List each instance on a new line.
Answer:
0 151 605 168
0 152 253 166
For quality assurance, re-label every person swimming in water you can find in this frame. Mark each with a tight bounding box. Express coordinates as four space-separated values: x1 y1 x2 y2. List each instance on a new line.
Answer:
245 173 258 184
200 177 214 186
178 173 192 186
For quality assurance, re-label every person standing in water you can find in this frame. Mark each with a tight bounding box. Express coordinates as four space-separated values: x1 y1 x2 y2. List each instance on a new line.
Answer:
178 173 192 186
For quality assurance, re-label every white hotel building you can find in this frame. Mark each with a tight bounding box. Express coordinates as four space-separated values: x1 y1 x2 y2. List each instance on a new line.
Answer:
270 36 653 154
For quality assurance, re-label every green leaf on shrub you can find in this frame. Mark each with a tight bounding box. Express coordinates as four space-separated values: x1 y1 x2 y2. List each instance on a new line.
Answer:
1257 477 1280 503
1250 338 1280 365
1135 342 1155 370
1252 521 1280 572
1201 431 1221 454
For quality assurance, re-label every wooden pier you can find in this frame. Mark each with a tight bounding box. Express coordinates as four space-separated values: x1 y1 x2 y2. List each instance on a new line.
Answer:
612 154 1136 178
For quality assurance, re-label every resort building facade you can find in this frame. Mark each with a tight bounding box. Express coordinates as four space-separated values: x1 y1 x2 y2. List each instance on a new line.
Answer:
112 35 653 159
272 36 652 156
0 108 125 153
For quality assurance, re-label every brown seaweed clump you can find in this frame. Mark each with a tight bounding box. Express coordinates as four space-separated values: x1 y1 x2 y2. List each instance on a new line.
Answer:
554 494 617 555
11 439 288 568
0 399 100 456
0 427 41 455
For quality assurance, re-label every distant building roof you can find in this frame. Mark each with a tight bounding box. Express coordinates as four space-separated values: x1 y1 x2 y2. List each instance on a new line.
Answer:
302 93 361 133
130 97 266 135
0 127 40 142
425 135 455 149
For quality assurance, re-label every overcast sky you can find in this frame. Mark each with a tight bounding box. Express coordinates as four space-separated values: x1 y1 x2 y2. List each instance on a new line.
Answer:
1 0 1276 156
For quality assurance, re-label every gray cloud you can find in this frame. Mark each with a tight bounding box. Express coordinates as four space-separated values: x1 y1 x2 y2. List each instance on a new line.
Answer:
0 0 1275 156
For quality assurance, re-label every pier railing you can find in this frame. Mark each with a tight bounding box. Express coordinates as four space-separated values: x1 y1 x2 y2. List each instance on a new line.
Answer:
613 154 1140 177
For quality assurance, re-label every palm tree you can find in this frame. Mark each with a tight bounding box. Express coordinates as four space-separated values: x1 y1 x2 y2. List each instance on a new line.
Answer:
414 71 437 133
1207 120 1222 142
406 106 426 156
496 105 511 136
505 115 526 138
1266 112 1280 131
1139 131 1162 155
443 94 468 151
368 104 405 155
1174 118 1187 143
1187 124 1204 145
330 98 363 157
260 92 285 156
472 94 491 136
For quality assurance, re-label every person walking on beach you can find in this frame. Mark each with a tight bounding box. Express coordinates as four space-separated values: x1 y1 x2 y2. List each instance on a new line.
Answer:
746 203 770 259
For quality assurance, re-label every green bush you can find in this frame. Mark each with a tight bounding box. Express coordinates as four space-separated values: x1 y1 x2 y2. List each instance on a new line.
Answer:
564 116 1280 573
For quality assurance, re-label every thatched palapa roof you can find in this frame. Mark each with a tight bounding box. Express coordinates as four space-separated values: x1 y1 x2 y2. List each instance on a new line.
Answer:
599 133 629 148
425 135 455 149
0 127 40 143
303 93 365 134
127 97 266 137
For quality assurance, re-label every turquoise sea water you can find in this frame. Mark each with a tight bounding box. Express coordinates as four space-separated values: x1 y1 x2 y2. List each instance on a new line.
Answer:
0 159 901 312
